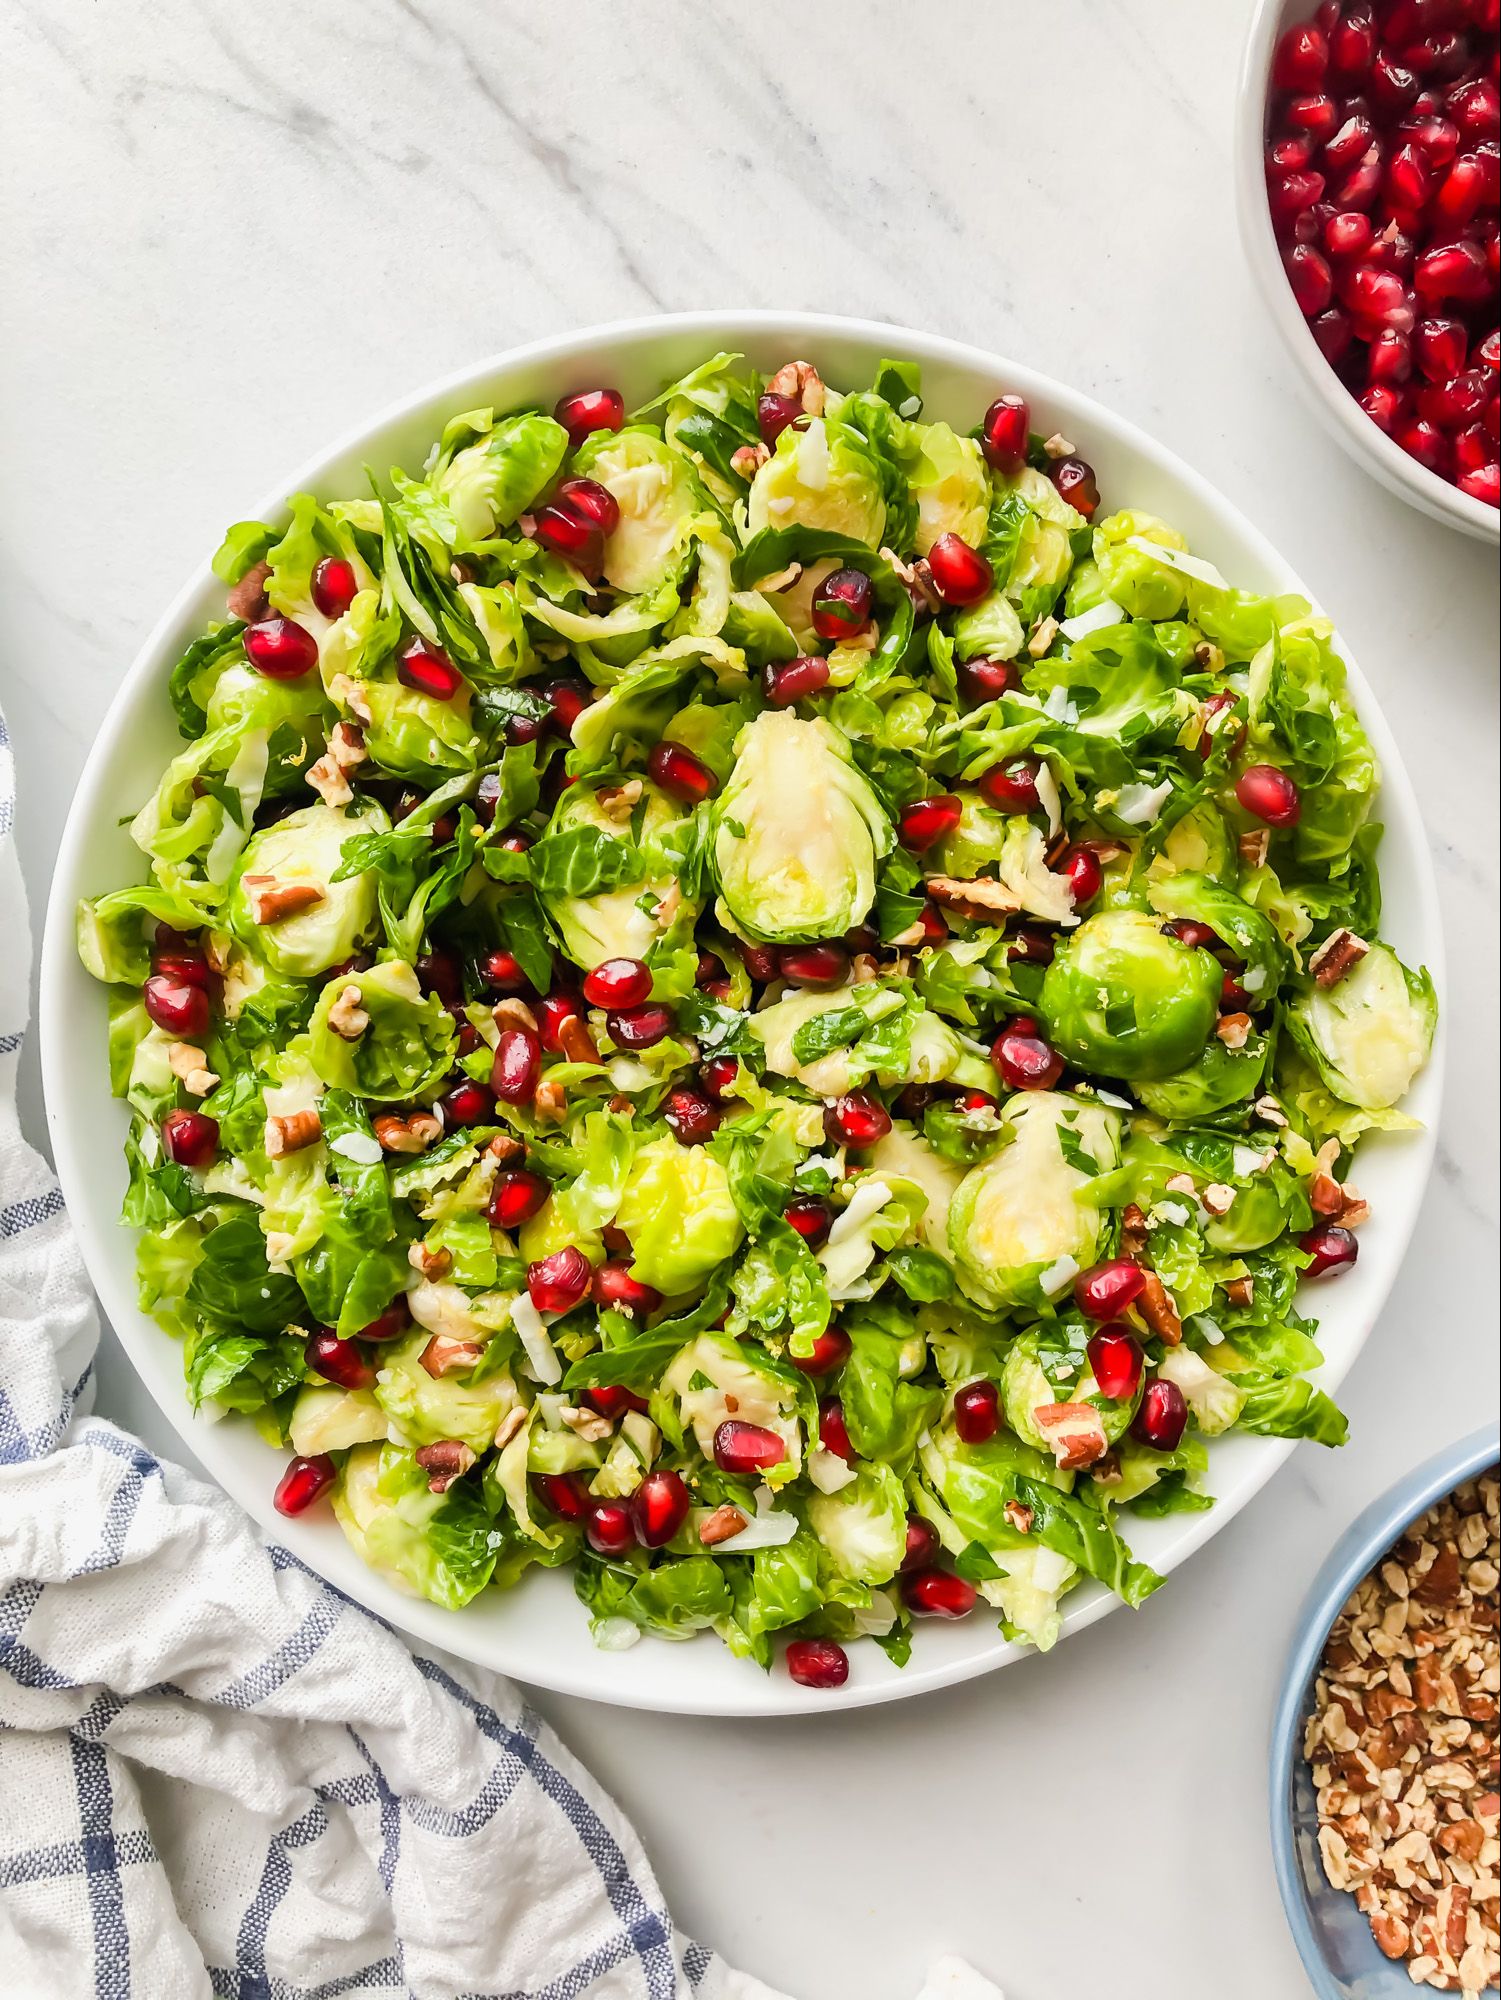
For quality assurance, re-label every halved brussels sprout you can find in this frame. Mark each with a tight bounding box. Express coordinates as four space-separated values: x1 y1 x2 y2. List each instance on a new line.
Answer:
205 660 332 757
372 1330 521 1452
662 1332 800 1470
1040 909 1222 1081
1092 511 1188 621
288 1385 389 1457
948 1092 1121 1310
615 1137 743 1296
746 418 887 547
1146 872 1290 1003
571 428 704 594
1284 944 1435 1111
361 677 479 782
227 801 386 979
868 1126 964 1261
712 712 892 944
935 798 1076 926
999 1326 1140 1451
1156 1346 1245 1437
1147 802 1236 886
807 1463 908 1583
434 409 569 541
1001 468 1084 598
332 1443 496 1610
542 777 700 970
909 422 990 555
308 959 458 1099
952 590 1025 664
1133 1032 1269 1121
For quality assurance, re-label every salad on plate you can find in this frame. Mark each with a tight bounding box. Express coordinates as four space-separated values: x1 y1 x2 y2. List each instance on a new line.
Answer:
77 350 1437 1688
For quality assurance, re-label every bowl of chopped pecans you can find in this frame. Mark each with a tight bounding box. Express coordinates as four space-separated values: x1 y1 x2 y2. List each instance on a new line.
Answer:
1271 1424 1500 2000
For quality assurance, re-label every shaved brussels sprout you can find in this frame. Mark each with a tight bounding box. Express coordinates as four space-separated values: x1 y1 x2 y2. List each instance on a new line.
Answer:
308 959 458 1099
572 428 704 594
1146 872 1290 1003
1285 944 1436 1111
935 798 1077 926
1041 909 1222 1081
808 1464 908 1584
747 418 887 547
909 422 990 555
361 677 479 781
372 1331 521 1452
227 801 386 979
434 409 569 541
540 777 699 970
616 1137 743 1296
1092 511 1189 621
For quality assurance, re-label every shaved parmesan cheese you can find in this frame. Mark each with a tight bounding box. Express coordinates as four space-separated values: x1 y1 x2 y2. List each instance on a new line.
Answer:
898 395 923 419
1152 1200 1193 1228
807 1446 858 1494
1039 1253 1079 1298
1113 778 1174 825
511 1293 562 1386
1094 1088 1133 1110
1042 682 1079 724
1059 598 1126 641
328 1130 383 1166
797 418 830 490
826 1178 893 1247
1034 759 1063 836
703 1504 799 1549
1233 1144 1274 1176
1125 536 1228 590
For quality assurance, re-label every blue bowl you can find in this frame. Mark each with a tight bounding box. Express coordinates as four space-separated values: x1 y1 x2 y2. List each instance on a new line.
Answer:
1269 1423 1500 1998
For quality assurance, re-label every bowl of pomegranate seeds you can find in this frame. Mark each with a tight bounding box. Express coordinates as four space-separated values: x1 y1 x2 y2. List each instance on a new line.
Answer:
42 314 1443 1712
1270 1425 1498 1998
1240 0 1501 539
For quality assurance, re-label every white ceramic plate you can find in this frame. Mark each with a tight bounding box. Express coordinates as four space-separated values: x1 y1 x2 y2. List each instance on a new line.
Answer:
40 311 1445 1715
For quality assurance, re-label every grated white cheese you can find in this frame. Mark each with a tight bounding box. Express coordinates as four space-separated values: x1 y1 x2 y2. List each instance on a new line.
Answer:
898 395 923 419
1039 1254 1079 1299
1095 1088 1133 1110
1034 759 1063 836
1232 1144 1274 1177
796 418 830 490
1059 598 1126 641
1042 682 1079 724
1124 536 1229 591
510 1293 562 1386
1153 1200 1193 1228
1241 966 1267 994
1113 778 1174 826
807 1446 858 1495
328 1130 383 1166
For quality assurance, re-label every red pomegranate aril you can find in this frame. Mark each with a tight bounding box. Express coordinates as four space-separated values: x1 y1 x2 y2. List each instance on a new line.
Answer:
783 1197 833 1250
1161 917 1225 953
925 534 994 606
607 1003 674 1050
160 1109 218 1167
1360 381 1408 429
698 1054 740 1102
1338 259 1414 325
1386 138 1437 211
631 1468 691 1548
359 1299 411 1343
1059 844 1103 908
1131 1379 1189 1452
591 1261 662 1316
1270 166 1329 231
992 1016 1065 1092
953 1379 1001 1445
1285 241 1336 313
305 1329 373 1392
646 739 715 803
1301 1221 1361 1276
310 555 359 620
534 1471 589 1521
1331 5 1378 78
555 475 621 537
583 957 652 1009
274 1454 336 1517
1368 325 1414 382
1324 112 1377 172
439 1078 494 1127
1418 366 1489 427
491 1027 542 1104
818 1396 854 1462
1236 764 1302 828
1458 460 1501 502
1415 237 1491 298
958 655 1015 702
778 943 849 989
1334 145 1384 210
1275 20 1330 90
553 386 625 447
532 502 602 571
487 1169 550 1230
396 635 463 700
1324 207 1376 257
899 793 963 852
1455 421 1494 474
527 1245 592 1316
979 755 1043 814
811 566 874 642
1222 971 1254 1011
789 1327 852 1378
823 1091 892 1148
544 678 593 738
762 654 831 706
903 1569 978 1619
505 712 545 746
915 901 949 947
1074 1257 1146 1321
143 972 209 1039
1396 110 1461 165
1397 413 1453 469
152 954 214 995
582 1384 649 1421
1289 90 1341 141
585 1501 635 1557
478 948 526 996
1049 456 1102 518
757 391 804 445
785 1638 849 1689
1448 75 1500 141
1434 150 1488 220
1087 1325 1145 1403
901 1516 941 1575
532 994 580 1052
981 393 1032 474
1311 305 1357 363
713 1420 787 1475
244 615 318 680
663 1086 722 1146
1415 313 1471 381
1293 200 1334 244
1370 49 1421 112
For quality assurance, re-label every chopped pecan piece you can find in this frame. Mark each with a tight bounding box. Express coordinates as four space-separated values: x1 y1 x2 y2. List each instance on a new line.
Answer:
265 1108 322 1158
1027 616 1059 658
327 672 373 724
533 1077 567 1124
1136 1270 1182 1346
596 778 643 823
1238 828 1270 869
1215 1011 1252 1049
492 997 539 1035
1310 927 1370 989
487 1133 526 1165
167 1042 218 1096
698 1504 749 1547
326 982 370 1041
227 561 272 622
419 1335 484 1378
766 358 825 415
242 874 325 925
923 874 1020 924
558 1015 602 1064
1041 432 1075 460
373 1111 442 1155
1003 1500 1035 1534
882 546 943 615
1034 1402 1110 1472
1202 1182 1237 1217
413 1439 477 1493
558 1404 612 1444
306 753 353 808
730 441 769 478
408 1241 453 1280
1225 1275 1256 1310
1119 1203 1150 1255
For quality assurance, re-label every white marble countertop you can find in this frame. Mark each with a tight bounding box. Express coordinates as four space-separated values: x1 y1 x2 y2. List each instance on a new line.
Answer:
3 2 1497 1994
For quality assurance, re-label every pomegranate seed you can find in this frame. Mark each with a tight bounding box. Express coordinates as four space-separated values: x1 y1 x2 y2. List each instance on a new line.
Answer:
143 972 209 1039
901 1517 941 1574
979 755 1043 813
310 555 359 620
953 1379 1001 1444
789 1325 851 1375
1448 75 1500 141
505 712 545 746
527 1245 592 1315
487 1169 550 1230
1433 150 1488 220
1293 199 1335 244
1074 1258 1146 1321
395 634 463 700
1086 1325 1145 1402
607 1003 674 1050
534 1472 589 1520
305 1329 373 1392
1285 241 1336 313
1270 167 1329 231
1331 4 1378 77
1385 138 1436 211
631 1468 691 1548
478 947 527 995
585 1501 636 1557
818 1396 854 1461
1418 366 1489 427
1397 413 1454 469
992 1015 1065 1091
583 1384 649 1421
1368 325 1414 381
274 1454 336 1517
1301 1221 1361 1276
1049 456 1101 518
823 1092 892 1148
957 656 1014 702
1161 917 1225 953
646 739 715 803
1455 422 1494 473
1132 1379 1189 1452
783 1198 833 1250
359 1299 412 1342
555 475 621 537
1457 460 1501 502
1338 259 1414 325
925 534 994 606
244 615 318 680
698 1055 740 1102
778 943 849 989
1396 110 1461 165
1416 314 1471 381
583 957 652 1008
899 794 963 851
1324 112 1377 172
1324 207 1376 257
739 944 780 984
553 387 625 447
1288 90 1341 142
533 994 580 1052
439 1079 494 1127
1311 305 1357 362
785 1638 849 1689
544 678 593 737
762 654 832 706
490 1027 542 1104
757 391 804 444
914 901 949 946
713 1420 787 1474
1415 237 1491 299
1236 764 1302 828
532 502 603 572
663 1086 721 1146
811 566 874 642
1333 145 1384 210
1360 381 1408 429
903 1569 978 1618
980 393 1032 474
1058 844 1103 907
1274 20 1330 91
1370 49 1421 113
591 1261 662 1316
1221 970 1254 1010
160 1108 218 1167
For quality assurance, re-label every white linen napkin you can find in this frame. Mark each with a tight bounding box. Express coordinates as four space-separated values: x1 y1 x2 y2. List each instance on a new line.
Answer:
0 707 1004 2000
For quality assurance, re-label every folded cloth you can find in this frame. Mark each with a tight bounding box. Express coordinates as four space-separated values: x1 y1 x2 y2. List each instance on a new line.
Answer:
0 710 1004 2000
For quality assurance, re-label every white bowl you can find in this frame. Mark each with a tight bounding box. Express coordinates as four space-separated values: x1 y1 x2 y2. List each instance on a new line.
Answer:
1236 0 1500 544
40 311 1446 1715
